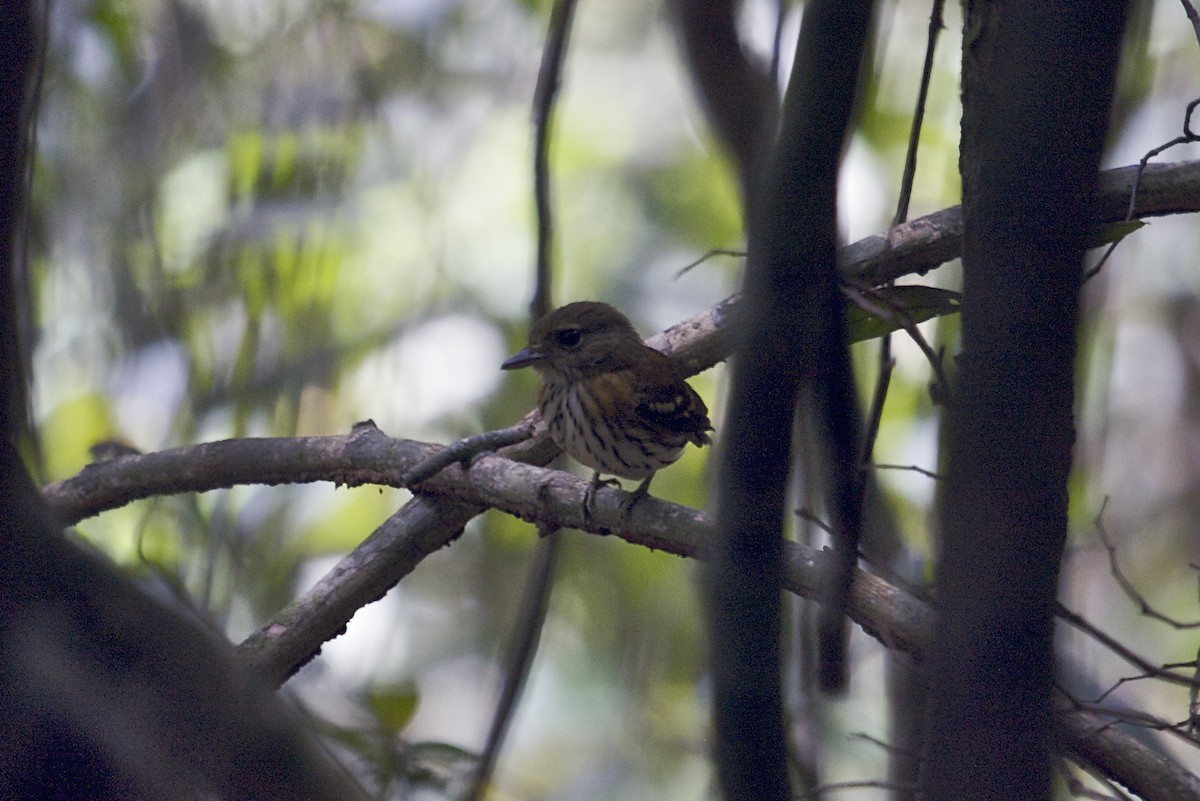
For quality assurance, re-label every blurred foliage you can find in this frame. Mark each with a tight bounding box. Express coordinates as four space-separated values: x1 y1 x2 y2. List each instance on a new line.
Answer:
28 0 1200 797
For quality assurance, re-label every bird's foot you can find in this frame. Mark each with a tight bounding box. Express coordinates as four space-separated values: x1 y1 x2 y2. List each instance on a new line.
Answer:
616 476 654 530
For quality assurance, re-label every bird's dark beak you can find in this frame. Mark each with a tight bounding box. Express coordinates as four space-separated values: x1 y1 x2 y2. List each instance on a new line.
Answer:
501 347 545 370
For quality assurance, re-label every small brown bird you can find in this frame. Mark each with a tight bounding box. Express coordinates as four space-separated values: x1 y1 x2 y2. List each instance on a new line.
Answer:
502 301 712 518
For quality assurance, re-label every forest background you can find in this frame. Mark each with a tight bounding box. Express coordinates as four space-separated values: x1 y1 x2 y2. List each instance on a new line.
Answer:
19 0 1200 799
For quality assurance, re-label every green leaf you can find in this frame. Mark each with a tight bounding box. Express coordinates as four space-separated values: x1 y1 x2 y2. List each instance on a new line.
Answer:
1086 219 1145 250
364 682 421 735
845 285 961 343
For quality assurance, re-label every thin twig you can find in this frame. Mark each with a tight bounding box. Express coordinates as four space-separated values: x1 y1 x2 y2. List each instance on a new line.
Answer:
674 247 746 279
400 422 536 487
1063 690 1200 752
891 0 945 228
866 462 944 481
849 732 918 757
1086 671 1188 707
795 507 834 536
1126 98 1200 221
1182 0 1200 50
1055 602 1194 688
1083 239 1121 283
1094 499 1200 629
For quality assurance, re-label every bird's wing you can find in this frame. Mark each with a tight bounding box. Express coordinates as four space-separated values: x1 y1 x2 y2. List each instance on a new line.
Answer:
628 352 712 445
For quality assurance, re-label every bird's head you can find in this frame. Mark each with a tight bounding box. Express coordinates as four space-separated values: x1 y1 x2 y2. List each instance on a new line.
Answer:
501 301 644 381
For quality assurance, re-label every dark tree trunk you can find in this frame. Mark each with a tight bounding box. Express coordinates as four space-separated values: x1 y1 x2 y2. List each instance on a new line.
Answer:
920 4 1128 800
709 1 872 798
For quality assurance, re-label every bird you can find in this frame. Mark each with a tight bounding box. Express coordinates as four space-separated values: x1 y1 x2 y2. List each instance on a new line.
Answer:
501 301 712 522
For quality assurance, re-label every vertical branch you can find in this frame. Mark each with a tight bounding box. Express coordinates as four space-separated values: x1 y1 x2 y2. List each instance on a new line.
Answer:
667 0 777 197
529 0 579 323
471 3 579 798
920 5 1129 800
464 527 559 801
710 1 873 798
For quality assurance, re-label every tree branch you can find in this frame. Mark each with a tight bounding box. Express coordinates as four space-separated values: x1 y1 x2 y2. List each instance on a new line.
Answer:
41 426 1200 801
839 160 1200 287
649 160 1200 379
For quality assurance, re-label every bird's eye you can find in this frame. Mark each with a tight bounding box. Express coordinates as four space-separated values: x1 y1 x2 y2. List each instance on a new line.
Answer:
554 327 582 349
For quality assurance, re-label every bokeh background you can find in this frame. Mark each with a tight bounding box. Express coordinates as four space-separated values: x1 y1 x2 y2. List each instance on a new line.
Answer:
28 0 1200 797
